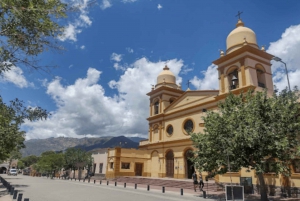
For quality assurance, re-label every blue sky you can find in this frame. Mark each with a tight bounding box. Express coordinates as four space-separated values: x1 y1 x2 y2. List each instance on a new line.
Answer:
1 0 300 140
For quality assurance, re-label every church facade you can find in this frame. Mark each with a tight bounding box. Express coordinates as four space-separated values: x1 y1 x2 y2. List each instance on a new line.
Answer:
104 19 300 191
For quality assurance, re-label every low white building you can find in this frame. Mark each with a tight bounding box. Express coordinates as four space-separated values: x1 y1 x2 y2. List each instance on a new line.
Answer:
91 149 108 177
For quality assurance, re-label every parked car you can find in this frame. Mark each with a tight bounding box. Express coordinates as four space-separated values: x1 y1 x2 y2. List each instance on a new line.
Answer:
8 169 18 176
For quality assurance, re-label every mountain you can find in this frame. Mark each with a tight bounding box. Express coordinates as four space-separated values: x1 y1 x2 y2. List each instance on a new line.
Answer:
21 136 145 157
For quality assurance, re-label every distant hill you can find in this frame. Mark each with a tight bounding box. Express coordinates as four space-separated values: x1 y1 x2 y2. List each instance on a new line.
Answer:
21 136 146 157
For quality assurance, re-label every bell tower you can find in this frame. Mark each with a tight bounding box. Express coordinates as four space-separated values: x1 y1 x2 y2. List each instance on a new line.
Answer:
146 65 183 143
213 19 274 96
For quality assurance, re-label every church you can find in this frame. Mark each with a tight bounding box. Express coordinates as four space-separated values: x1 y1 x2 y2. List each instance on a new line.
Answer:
101 18 300 192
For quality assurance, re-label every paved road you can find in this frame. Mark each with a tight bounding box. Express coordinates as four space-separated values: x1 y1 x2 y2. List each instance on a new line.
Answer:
1 175 215 201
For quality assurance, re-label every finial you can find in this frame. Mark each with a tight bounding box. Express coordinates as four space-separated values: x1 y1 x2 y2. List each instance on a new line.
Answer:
235 11 243 20
219 49 225 57
151 85 154 90
163 61 169 70
243 37 248 45
261 45 265 52
235 11 244 27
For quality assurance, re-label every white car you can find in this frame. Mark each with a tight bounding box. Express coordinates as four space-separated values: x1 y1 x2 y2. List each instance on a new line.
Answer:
8 169 18 176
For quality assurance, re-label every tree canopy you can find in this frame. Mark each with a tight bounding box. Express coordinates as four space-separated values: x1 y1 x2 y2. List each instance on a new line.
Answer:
0 0 67 73
0 97 48 161
64 148 93 176
190 89 300 200
36 151 65 174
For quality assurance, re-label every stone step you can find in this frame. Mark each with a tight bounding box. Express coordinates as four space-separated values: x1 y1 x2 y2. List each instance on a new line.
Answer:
111 176 222 192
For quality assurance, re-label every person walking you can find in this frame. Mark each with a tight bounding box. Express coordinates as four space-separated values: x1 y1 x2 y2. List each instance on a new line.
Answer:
199 173 204 191
192 171 198 192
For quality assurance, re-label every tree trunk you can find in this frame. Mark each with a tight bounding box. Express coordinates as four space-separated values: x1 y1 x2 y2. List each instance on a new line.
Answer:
257 173 268 201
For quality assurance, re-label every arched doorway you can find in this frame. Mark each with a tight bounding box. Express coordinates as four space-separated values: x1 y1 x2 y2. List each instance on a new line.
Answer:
0 167 7 174
185 149 194 179
166 150 174 178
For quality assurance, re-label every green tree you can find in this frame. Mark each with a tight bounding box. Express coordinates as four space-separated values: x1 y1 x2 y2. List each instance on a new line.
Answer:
64 148 92 178
0 97 48 161
17 160 25 169
37 151 65 177
190 89 300 201
0 0 67 73
20 155 39 167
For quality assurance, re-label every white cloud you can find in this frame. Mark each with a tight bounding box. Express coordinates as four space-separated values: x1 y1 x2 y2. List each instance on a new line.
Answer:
24 58 184 139
0 65 33 88
59 22 82 42
122 0 137 3
100 0 112 10
190 64 218 90
126 47 134 53
59 0 92 41
111 53 123 62
157 4 162 10
80 45 85 49
267 24 300 90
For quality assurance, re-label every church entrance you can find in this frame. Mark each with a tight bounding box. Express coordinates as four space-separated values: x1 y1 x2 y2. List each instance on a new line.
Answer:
166 150 174 178
185 149 194 179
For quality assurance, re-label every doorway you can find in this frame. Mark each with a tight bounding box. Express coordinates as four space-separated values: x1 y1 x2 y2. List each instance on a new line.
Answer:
135 163 143 176
166 150 174 178
185 149 194 179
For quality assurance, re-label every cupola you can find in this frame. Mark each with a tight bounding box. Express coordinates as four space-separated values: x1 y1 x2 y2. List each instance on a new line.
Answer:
226 19 259 54
156 65 178 89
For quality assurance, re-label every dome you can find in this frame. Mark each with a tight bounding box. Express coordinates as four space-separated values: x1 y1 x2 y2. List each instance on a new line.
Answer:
156 65 178 89
226 19 258 54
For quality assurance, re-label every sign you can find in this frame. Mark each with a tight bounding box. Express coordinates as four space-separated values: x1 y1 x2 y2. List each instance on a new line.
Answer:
226 185 244 201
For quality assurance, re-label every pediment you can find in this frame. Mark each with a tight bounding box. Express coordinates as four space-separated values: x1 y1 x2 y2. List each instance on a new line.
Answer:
164 90 219 114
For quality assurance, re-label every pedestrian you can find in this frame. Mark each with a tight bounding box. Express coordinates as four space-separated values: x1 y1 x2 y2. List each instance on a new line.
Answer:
199 173 204 191
192 171 198 192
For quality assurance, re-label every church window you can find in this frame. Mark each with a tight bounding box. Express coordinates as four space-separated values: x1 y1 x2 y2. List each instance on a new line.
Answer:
256 64 266 88
121 162 130 169
228 69 239 90
166 125 173 136
110 162 114 169
293 159 300 173
183 119 194 133
154 101 159 114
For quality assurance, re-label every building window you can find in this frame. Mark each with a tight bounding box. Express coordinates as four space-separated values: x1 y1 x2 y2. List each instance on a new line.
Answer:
99 163 103 173
264 160 276 173
293 160 300 173
228 69 239 90
154 101 159 114
166 125 173 136
121 162 130 169
256 65 266 88
184 119 194 133
110 162 114 169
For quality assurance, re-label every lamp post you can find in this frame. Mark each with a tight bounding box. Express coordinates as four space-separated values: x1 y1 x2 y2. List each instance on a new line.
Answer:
272 56 291 91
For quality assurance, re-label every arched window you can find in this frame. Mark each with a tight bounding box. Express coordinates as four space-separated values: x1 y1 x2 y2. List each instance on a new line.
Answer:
154 101 159 115
228 69 239 90
256 64 266 88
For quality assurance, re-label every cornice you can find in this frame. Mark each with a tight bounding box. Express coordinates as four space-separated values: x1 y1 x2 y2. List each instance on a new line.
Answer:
213 45 274 66
147 86 184 96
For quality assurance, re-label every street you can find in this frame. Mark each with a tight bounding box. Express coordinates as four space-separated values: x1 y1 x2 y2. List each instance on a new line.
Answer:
1 175 215 201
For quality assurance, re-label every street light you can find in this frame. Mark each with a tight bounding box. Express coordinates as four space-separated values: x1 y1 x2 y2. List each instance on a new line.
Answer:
272 56 291 91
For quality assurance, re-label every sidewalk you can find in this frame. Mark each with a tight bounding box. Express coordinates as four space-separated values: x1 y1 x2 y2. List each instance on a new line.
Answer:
0 182 12 201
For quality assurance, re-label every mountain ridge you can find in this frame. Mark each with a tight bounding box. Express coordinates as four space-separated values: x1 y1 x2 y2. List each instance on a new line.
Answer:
21 136 146 157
